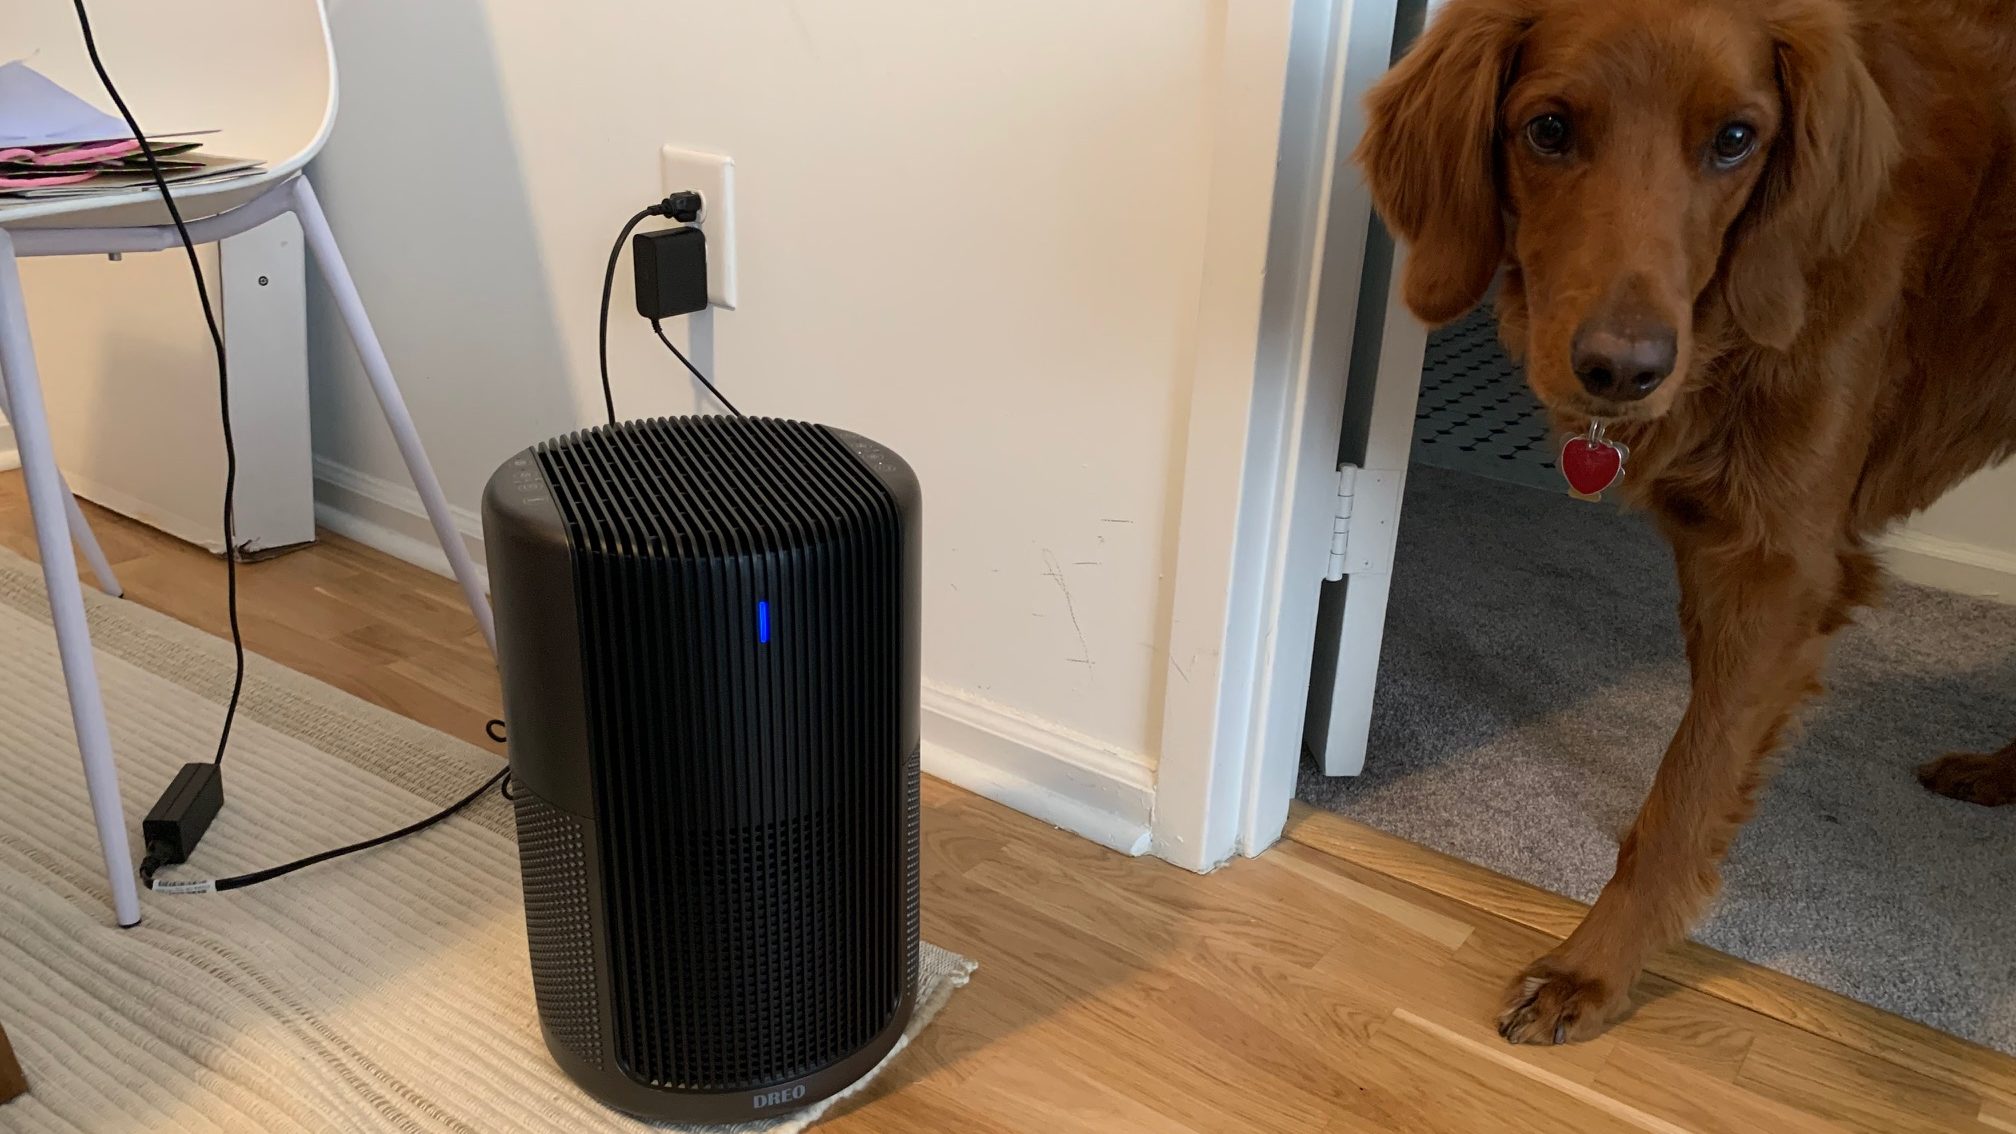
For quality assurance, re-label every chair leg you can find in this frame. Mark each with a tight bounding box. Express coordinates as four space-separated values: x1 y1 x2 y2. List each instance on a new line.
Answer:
289 178 497 657
0 231 141 927
0 383 125 598
60 492 122 598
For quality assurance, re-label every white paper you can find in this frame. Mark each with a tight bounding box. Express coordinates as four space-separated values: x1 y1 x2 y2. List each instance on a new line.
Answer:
0 60 135 147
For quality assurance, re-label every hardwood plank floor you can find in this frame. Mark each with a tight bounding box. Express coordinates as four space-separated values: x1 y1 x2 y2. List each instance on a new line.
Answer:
6 474 2011 1133
0 1020 26 1105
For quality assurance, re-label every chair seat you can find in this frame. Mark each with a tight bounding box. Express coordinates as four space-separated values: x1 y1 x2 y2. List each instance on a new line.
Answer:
3 0 334 232
0 163 312 232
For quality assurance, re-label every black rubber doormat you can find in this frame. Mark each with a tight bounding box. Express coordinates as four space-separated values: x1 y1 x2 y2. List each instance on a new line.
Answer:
1411 305 1559 493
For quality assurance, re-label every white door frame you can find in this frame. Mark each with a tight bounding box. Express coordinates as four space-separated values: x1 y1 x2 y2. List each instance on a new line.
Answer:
1150 0 1420 870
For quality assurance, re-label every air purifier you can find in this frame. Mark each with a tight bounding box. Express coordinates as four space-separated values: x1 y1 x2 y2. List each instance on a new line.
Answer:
482 416 921 1122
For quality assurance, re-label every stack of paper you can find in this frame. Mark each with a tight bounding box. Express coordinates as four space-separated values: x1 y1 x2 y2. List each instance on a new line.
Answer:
0 60 263 201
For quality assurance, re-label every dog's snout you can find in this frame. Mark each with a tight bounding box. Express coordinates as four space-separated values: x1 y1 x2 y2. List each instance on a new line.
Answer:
1572 325 1678 402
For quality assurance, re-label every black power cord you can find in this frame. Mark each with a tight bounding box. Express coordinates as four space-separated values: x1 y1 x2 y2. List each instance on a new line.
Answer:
651 318 742 417
73 2 512 896
596 206 659 425
72 0 246 769
138 718 513 894
140 749 509 895
596 193 742 421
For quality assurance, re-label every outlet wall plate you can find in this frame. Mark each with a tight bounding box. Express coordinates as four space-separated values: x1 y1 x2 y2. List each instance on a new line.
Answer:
660 146 736 310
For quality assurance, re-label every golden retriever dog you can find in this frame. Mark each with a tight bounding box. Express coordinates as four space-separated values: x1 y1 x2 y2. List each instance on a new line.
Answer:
1355 0 2016 1044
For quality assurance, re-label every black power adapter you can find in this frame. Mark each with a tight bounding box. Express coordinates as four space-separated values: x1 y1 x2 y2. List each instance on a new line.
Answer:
633 226 709 320
598 189 739 421
142 763 224 880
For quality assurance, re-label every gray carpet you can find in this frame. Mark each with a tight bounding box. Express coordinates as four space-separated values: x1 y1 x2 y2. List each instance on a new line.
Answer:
1298 466 2016 1053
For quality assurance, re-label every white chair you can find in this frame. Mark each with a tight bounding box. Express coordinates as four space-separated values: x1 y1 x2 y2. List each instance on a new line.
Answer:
2 0 495 927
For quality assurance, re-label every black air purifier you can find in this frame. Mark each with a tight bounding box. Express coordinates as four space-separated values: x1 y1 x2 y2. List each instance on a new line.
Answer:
482 416 921 1123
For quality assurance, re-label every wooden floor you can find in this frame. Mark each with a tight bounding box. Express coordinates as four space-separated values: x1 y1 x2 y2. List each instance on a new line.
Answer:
6 474 2015 1134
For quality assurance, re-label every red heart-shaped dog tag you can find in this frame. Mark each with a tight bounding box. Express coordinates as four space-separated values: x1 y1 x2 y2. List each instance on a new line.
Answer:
1561 427 1626 498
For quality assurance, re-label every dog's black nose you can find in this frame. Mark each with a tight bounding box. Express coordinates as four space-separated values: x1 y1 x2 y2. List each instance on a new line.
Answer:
1572 326 1677 401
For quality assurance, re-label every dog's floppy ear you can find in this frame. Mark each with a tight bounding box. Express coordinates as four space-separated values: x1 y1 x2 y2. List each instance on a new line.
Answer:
1354 0 1535 326
1722 2 1900 350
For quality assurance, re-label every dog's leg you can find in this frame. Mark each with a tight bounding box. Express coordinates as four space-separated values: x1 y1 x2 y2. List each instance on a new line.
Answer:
1917 741 2016 806
1497 537 1839 1045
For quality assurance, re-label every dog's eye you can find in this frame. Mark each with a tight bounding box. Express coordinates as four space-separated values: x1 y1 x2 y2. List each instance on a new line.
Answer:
1525 114 1572 156
1711 123 1758 168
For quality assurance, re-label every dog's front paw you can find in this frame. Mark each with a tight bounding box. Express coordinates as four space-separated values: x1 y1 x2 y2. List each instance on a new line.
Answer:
1916 752 2016 807
1496 955 1632 1045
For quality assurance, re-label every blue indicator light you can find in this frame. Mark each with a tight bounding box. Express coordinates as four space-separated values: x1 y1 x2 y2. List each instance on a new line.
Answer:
758 600 770 644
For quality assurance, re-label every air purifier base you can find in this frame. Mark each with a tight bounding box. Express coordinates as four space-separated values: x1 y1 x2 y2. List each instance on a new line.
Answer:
547 982 919 1124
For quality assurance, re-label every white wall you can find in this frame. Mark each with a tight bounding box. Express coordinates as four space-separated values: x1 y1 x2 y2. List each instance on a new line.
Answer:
305 0 1286 834
1887 465 2016 604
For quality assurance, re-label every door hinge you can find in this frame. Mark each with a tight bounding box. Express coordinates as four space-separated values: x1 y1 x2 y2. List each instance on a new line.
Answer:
1325 464 1403 582
1326 465 1357 581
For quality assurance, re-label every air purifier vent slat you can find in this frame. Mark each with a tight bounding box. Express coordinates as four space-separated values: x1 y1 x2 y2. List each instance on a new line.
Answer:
530 417 912 1094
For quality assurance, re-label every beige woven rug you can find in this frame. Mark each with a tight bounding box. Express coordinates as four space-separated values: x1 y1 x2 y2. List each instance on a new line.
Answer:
0 546 972 1133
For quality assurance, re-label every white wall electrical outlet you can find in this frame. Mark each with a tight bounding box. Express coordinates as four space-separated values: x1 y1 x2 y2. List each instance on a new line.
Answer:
660 146 737 310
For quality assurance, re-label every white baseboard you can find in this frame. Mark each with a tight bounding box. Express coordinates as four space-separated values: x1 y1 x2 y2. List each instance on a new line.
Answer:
60 468 225 553
313 456 488 590
0 449 17 473
1880 529 2016 606
921 682 1155 856
313 455 1158 856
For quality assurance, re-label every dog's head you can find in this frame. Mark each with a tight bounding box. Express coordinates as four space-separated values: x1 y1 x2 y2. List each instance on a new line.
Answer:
1355 0 1898 422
